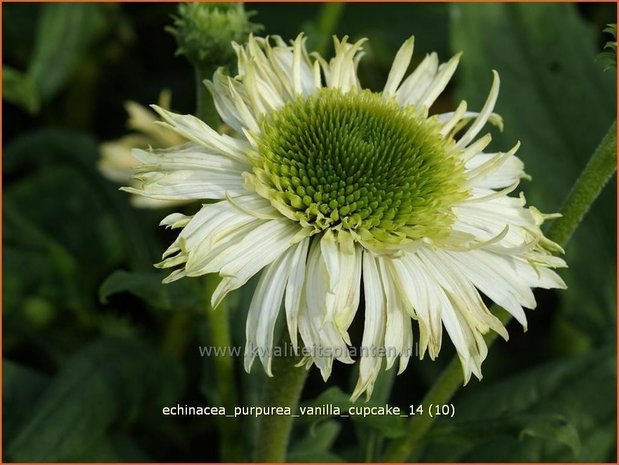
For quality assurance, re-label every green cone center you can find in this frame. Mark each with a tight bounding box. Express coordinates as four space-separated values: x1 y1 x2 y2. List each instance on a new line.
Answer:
249 88 468 245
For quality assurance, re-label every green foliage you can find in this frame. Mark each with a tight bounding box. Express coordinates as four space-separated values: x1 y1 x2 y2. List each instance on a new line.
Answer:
419 347 616 461
600 24 617 70
289 420 343 462
7 337 183 462
100 270 201 312
3 3 110 114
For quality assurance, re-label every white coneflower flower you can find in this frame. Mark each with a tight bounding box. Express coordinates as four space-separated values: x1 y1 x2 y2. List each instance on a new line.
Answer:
125 35 566 401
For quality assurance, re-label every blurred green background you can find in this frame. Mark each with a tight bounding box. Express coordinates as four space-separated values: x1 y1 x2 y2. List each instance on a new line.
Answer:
3 2 616 462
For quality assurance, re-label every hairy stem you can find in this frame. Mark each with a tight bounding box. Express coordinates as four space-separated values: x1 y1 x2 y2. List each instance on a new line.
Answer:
254 344 308 462
205 277 240 462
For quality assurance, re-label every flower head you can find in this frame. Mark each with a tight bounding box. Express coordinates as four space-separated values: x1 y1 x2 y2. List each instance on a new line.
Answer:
168 2 262 71
125 35 566 400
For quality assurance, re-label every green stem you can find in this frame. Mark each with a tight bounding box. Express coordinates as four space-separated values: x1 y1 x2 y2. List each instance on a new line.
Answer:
382 308 511 462
254 345 308 462
205 276 240 462
546 120 617 246
382 119 617 462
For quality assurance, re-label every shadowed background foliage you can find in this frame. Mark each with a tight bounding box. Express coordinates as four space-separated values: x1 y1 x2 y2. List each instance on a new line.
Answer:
3 2 616 462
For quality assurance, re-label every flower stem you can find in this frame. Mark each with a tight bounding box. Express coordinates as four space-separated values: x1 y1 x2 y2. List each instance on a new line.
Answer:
382 307 511 462
254 344 308 462
382 119 617 462
205 276 240 462
546 120 617 247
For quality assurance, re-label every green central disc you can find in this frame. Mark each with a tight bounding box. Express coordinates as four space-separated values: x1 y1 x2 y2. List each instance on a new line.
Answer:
249 88 468 246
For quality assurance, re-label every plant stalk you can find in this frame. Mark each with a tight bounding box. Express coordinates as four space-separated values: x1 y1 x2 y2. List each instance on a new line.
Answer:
254 344 308 462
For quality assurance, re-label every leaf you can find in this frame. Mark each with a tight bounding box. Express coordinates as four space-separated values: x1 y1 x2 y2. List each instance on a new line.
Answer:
2 66 40 113
419 347 616 462
289 420 342 462
450 3 616 348
519 414 581 455
2 361 50 447
309 387 407 439
28 3 107 100
4 130 162 324
99 270 201 312
7 337 184 462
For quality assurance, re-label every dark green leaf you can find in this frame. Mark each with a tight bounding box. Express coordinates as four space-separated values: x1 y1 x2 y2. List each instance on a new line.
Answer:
28 3 107 101
289 420 342 462
2 66 39 113
3 361 50 447
420 347 616 461
99 270 201 312
309 387 407 439
7 337 184 462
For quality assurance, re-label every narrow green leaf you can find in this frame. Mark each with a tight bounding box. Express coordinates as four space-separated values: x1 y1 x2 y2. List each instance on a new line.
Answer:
28 3 107 100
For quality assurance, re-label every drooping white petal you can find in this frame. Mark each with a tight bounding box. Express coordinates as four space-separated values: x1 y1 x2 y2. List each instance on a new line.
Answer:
318 231 363 342
297 238 353 381
244 244 298 375
284 238 310 349
379 258 414 373
351 252 386 401
389 254 443 359
209 219 300 307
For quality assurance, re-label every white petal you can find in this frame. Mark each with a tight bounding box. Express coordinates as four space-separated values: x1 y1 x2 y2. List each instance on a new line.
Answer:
351 252 386 401
124 144 249 200
244 245 297 375
379 258 414 373
324 36 366 93
210 220 300 307
297 239 353 381
389 255 443 359
466 151 527 189
395 52 439 107
383 36 414 97
152 106 251 164
284 238 310 349
417 52 461 109
455 70 500 149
